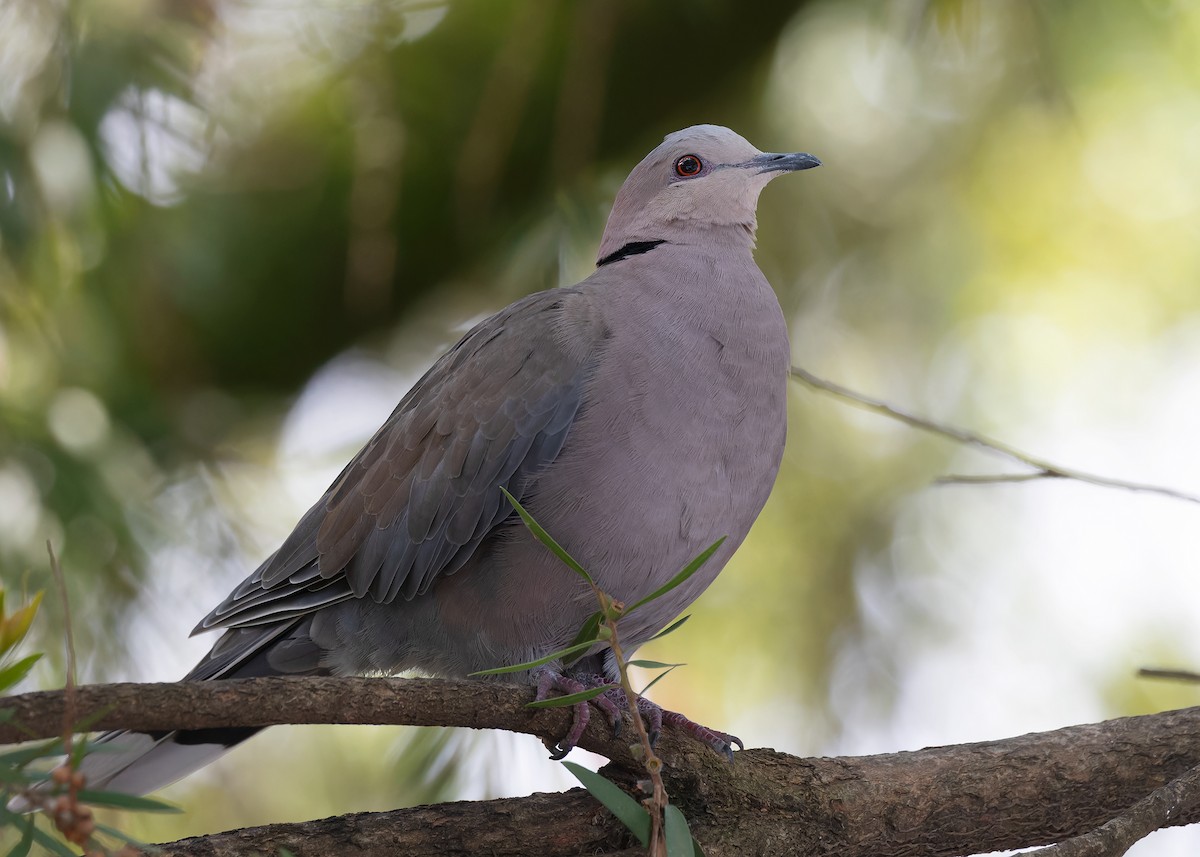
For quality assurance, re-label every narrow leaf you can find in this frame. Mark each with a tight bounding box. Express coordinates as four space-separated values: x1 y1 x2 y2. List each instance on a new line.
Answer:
648 614 691 642
26 827 76 857
469 638 602 676
562 761 650 846
4 814 34 857
626 659 683 670
92 822 159 852
664 804 696 857
76 789 182 813
0 809 74 857
526 684 617 709
626 538 725 615
0 593 42 653
561 612 603 667
0 655 42 693
639 664 682 696
500 488 594 585
0 740 64 768
0 765 40 785
46 703 119 740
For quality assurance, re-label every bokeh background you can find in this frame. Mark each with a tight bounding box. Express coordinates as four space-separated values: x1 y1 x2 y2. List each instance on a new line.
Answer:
3 0 1200 852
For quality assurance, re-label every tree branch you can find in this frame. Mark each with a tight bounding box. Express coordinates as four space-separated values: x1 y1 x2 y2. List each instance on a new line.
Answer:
789 365 1200 506
1024 762 1200 857
3 678 1200 856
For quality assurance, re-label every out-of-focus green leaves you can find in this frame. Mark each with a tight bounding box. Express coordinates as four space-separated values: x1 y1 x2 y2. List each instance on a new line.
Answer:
90 822 155 851
74 790 181 814
0 657 40 696
0 592 41 657
4 812 35 857
0 590 43 695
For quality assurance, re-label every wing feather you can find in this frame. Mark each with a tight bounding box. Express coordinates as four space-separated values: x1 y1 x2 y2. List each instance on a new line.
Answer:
195 289 604 632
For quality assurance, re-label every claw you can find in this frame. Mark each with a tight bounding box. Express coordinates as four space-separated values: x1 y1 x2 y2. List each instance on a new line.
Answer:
531 668 740 761
661 709 741 760
532 668 622 758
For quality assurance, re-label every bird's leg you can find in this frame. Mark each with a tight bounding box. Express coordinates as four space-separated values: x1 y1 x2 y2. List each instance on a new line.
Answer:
599 686 743 761
532 667 742 761
661 708 743 761
532 668 622 760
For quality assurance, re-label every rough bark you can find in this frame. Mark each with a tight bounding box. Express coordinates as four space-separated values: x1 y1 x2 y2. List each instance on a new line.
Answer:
3 678 1198 856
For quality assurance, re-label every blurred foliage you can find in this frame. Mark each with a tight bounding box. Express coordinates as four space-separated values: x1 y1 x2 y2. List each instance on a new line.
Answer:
3 0 1200 847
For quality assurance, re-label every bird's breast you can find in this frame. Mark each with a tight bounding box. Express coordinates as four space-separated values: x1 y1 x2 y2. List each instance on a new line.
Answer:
511 259 791 645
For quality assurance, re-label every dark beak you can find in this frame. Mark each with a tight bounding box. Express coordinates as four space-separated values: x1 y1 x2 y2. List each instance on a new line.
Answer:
747 151 822 174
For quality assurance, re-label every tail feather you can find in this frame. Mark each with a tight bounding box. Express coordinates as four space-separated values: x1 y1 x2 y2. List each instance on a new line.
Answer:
70 618 322 798
73 732 231 797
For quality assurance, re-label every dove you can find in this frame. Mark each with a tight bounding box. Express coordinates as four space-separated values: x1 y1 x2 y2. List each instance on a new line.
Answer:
68 125 819 796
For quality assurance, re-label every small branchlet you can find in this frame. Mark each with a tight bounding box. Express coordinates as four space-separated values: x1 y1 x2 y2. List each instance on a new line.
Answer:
476 489 718 857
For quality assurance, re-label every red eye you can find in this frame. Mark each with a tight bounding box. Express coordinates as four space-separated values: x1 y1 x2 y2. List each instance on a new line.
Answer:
674 154 703 177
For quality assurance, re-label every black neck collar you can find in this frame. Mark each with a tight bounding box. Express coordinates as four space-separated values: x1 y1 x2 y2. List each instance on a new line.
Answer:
596 239 667 268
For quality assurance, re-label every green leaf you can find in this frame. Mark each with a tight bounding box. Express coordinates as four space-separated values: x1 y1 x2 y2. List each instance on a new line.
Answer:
0 739 64 768
0 655 42 693
500 488 594 585
561 612 603 667
692 837 708 857
648 614 691 642
0 765 40 785
26 826 75 857
76 789 182 813
639 664 682 696
469 638 602 676
92 822 159 852
626 538 725 615
0 808 74 857
562 761 650 846
4 814 34 857
0 593 42 654
626 659 684 670
65 703 118 736
664 803 696 857
525 684 617 709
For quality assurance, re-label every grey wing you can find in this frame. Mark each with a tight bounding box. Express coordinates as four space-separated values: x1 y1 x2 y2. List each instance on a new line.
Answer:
194 288 605 633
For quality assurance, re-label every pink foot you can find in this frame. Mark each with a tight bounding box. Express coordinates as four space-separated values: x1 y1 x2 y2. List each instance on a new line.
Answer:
533 669 742 761
533 668 621 760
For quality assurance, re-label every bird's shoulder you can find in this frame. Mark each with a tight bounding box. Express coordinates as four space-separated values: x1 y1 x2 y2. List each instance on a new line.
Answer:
195 285 611 630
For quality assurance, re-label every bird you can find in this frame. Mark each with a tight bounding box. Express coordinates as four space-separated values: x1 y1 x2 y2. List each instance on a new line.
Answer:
71 124 820 796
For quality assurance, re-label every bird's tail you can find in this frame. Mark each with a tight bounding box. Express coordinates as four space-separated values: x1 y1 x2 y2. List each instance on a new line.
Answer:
21 618 325 804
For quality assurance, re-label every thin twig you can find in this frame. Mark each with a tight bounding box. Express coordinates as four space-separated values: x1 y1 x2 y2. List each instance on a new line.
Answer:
46 542 77 759
789 365 1200 506
1138 668 1200 684
935 472 1065 486
1022 763 1200 857
606 617 666 857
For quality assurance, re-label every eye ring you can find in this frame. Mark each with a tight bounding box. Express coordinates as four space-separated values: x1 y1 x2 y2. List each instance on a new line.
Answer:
674 154 704 177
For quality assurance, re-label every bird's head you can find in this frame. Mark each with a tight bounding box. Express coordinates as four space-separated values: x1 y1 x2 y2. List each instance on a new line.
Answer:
597 124 820 263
